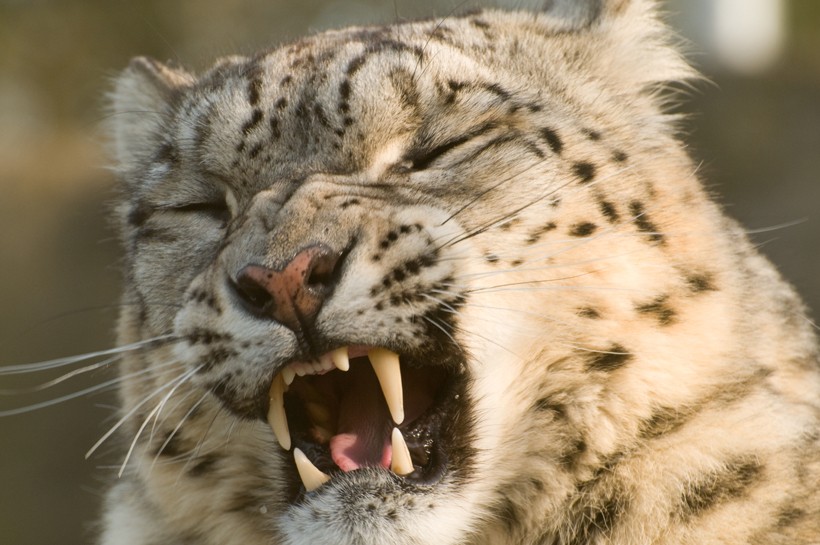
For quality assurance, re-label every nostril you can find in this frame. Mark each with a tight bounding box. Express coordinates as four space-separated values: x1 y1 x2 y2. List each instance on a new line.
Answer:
305 251 341 290
230 244 351 330
233 268 275 313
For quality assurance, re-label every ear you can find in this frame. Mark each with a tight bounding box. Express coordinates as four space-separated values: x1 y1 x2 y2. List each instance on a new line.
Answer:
109 57 194 169
541 0 605 30
540 0 632 31
540 0 695 92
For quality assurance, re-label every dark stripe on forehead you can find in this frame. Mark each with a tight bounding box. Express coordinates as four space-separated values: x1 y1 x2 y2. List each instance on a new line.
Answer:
338 40 425 118
677 458 763 520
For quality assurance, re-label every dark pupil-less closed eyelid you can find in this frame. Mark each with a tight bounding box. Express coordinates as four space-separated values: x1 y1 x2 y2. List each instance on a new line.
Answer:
174 202 230 223
406 134 474 171
404 121 499 171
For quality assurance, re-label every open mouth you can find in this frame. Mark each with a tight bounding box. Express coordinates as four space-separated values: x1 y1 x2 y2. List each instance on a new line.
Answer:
266 345 467 494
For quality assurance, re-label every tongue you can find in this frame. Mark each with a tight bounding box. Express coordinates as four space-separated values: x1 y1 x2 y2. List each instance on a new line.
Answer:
329 363 393 472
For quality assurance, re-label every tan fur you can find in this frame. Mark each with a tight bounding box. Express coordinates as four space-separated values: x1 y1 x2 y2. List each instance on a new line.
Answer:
104 1 819 544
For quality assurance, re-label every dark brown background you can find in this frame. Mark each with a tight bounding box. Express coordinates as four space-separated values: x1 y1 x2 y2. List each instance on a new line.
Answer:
1 1 817 543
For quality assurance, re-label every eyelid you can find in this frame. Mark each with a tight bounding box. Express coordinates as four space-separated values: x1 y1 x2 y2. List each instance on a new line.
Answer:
168 201 227 212
404 122 498 170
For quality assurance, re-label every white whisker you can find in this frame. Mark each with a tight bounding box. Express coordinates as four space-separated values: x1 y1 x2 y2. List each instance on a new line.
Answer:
121 365 202 477
0 355 121 394
151 391 210 468
0 335 177 375
85 361 187 460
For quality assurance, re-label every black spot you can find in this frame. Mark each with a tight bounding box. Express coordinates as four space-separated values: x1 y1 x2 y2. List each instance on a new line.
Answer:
404 259 421 274
154 142 178 165
241 109 264 135
248 142 264 159
564 491 627 543
470 18 491 29
499 218 520 231
559 439 587 468
495 497 520 531
636 295 676 326
686 273 716 293
527 222 557 244
152 430 184 457
599 199 619 223
539 127 563 154
569 222 597 237
578 307 600 319
678 459 763 519
280 75 293 86
127 202 152 227
340 199 360 209
612 150 628 163
345 55 367 77
587 344 631 372
629 201 664 244
775 506 806 528
275 97 288 110
582 128 602 141
270 117 281 139
482 82 511 101
227 491 263 514
188 455 219 477
533 398 566 417
572 161 596 183
247 77 262 106
638 406 687 440
392 267 406 282
485 253 499 264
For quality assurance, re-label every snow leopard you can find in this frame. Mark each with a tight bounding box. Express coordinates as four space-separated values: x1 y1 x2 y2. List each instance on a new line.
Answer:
102 0 820 544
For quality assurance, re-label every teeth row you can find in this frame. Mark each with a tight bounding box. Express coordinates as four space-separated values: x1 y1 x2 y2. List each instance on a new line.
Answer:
293 428 415 492
266 346 410 491
283 346 350 385
267 347 405 452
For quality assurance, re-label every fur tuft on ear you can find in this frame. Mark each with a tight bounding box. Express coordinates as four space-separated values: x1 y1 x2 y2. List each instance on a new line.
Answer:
541 0 605 30
109 57 194 169
540 0 696 93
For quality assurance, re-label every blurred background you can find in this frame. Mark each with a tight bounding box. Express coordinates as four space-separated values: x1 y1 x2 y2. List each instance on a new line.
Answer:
0 0 817 543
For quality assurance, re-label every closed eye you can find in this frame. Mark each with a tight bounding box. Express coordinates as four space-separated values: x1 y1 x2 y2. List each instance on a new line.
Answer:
170 201 231 224
403 122 498 171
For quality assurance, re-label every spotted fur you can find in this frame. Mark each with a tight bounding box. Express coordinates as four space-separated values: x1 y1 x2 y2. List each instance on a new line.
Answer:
103 1 820 544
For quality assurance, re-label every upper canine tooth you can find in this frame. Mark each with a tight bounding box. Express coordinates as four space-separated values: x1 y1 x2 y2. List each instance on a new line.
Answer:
331 346 349 371
267 373 291 450
368 348 404 424
294 448 330 492
391 428 414 476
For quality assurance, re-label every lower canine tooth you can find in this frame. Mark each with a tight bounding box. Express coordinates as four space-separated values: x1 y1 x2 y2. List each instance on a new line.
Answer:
267 373 291 450
294 448 330 492
391 428 414 476
331 346 349 371
368 348 404 424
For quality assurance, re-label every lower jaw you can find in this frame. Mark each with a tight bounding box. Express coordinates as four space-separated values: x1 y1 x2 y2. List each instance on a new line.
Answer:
283 370 472 502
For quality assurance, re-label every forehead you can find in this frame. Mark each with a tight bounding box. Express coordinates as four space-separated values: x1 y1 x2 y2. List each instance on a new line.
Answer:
166 16 522 185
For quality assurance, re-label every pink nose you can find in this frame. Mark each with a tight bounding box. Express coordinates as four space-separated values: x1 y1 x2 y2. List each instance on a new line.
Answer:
234 245 341 334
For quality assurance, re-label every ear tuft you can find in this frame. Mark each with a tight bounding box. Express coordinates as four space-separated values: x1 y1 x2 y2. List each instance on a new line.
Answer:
541 0 604 30
539 0 695 93
109 57 194 169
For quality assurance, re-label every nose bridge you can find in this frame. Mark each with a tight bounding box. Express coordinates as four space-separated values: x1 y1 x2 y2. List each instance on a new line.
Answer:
243 178 353 266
